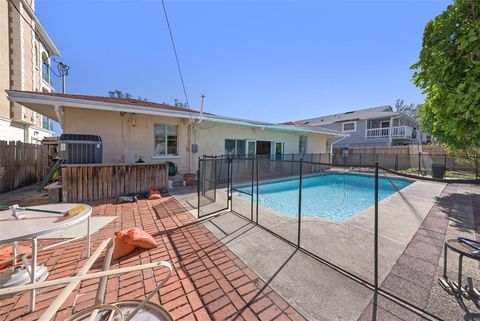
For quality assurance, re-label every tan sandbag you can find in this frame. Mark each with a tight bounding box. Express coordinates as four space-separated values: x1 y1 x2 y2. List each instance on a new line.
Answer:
116 228 157 249
112 234 136 260
148 188 162 200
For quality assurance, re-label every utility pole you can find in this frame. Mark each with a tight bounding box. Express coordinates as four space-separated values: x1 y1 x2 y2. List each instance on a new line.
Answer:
56 61 70 94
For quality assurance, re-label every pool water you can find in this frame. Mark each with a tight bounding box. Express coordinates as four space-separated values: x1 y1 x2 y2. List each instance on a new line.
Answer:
236 172 413 221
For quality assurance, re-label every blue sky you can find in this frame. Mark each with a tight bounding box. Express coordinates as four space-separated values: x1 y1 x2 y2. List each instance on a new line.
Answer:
37 0 450 126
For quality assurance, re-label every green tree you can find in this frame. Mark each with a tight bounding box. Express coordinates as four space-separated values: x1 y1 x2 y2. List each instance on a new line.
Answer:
411 0 480 155
108 90 147 101
173 99 188 108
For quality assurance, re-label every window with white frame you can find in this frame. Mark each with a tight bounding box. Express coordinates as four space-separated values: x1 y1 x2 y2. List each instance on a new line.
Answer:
224 139 246 156
154 124 178 156
342 121 356 132
299 135 307 154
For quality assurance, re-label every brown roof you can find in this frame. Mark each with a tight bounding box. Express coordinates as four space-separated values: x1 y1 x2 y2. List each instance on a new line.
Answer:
8 90 207 114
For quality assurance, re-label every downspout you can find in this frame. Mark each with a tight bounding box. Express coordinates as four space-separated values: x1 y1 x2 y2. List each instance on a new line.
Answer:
188 121 192 173
198 94 205 123
190 95 205 173
54 104 64 129
331 135 348 153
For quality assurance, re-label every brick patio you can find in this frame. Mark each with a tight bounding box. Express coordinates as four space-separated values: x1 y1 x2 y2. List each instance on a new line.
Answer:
0 195 306 321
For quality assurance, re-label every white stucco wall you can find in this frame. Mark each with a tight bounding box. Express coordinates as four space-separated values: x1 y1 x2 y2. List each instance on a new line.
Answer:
63 107 334 178
194 122 329 156
0 117 25 142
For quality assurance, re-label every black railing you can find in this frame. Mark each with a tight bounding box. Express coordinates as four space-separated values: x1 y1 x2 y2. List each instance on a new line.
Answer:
198 157 448 320
203 153 479 182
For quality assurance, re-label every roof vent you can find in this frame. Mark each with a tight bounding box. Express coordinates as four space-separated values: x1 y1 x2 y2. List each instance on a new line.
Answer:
344 111 355 114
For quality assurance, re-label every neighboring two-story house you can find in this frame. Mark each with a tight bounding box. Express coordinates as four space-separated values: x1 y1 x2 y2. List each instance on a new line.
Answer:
292 105 427 151
0 0 60 143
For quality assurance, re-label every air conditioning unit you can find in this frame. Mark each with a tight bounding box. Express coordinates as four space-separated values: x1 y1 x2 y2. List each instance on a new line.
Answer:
59 134 102 164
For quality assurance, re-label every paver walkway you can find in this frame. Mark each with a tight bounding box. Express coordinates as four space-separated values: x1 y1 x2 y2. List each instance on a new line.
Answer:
0 195 305 321
358 184 480 321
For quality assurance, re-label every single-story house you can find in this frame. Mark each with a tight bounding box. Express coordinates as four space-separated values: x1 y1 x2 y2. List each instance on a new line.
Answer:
6 90 344 179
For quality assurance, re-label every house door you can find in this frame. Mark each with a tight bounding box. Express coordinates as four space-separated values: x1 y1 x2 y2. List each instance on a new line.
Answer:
246 140 256 157
256 141 271 158
274 142 284 160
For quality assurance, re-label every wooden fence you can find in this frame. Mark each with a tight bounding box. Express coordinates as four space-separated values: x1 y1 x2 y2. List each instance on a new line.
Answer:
61 163 169 202
347 145 447 155
0 141 48 193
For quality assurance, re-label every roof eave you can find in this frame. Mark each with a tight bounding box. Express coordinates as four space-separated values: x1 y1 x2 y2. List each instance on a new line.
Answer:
6 90 345 137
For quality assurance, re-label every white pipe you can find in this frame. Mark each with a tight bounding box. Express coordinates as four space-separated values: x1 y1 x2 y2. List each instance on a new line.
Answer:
54 104 64 129
198 94 205 123
331 135 348 153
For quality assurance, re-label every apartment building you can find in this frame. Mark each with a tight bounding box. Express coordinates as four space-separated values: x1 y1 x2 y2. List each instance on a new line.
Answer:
0 0 60 143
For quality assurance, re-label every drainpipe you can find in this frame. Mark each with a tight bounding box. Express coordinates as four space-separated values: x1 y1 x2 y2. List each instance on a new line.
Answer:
191 95 205 173
197 94 205 123
54 104 64 130
330 135 348 164
331 135 347 152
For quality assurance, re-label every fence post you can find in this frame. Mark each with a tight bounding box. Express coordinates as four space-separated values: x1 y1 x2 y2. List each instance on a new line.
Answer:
227 157 231 209
213 159 217 202
256 157 259 224
297 158 303 247
395 154 398 171
197 157 201 218
374 161 379 292
418 153 421 176
251 157 254 222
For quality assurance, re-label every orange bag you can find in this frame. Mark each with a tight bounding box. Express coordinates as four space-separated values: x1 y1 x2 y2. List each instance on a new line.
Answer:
0 245 31 269
148 188 162 200
112 234 136 260
116 228 157 249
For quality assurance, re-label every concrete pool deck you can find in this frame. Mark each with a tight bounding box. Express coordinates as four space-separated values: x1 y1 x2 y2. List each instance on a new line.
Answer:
227 178 447 284
172 179 480 320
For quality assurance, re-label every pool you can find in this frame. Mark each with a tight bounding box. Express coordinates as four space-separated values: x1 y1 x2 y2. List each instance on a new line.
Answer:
235 172 413 221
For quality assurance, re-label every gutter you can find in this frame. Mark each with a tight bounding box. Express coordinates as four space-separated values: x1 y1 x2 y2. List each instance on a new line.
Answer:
7 90 345 137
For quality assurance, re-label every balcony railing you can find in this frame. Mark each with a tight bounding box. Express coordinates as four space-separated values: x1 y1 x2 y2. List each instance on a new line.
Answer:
392 126 413 138
366 128 389 138
367 126 416 139
42 68 53 86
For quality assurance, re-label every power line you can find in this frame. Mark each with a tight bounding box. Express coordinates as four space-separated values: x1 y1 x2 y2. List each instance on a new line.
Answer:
161 0 192 114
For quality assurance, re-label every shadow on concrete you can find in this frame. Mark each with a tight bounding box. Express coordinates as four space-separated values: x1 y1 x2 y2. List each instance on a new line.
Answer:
435 192 479 234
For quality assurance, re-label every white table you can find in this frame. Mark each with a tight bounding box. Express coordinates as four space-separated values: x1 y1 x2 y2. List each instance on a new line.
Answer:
0 203 92 312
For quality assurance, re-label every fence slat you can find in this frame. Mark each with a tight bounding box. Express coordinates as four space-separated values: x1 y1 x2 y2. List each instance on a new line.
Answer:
0 141 48 193
61 163 168 202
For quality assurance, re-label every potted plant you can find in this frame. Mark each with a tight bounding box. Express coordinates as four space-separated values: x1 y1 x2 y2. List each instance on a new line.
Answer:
183 173 196 186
